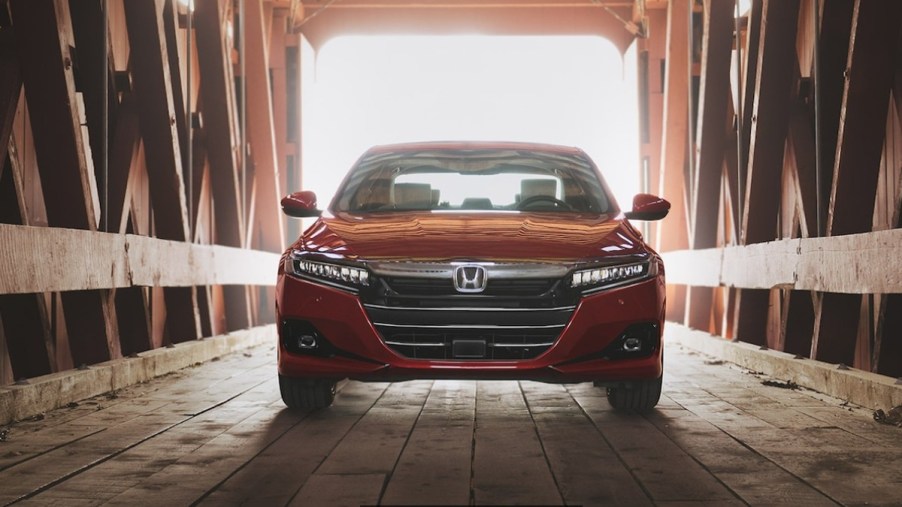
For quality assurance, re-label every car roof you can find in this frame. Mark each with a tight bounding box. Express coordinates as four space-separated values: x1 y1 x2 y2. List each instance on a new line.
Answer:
363 141 587 157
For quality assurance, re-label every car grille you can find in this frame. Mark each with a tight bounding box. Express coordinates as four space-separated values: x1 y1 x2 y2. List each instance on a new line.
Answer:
361 273 577 360
384 277 556 298
376 329 559 360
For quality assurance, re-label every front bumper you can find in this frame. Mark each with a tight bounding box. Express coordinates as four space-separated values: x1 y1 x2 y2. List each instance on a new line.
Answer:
275 273 665 383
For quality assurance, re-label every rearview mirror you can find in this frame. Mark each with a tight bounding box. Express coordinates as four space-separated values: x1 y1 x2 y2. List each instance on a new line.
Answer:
281 191 321 218
624 193 670 221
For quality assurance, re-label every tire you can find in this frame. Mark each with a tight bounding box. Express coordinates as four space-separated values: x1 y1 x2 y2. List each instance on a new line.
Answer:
606 375 663 411
279 375 336 410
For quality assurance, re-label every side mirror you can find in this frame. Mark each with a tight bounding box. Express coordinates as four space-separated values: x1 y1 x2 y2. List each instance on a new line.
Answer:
624 193 670 221
281 191 322 218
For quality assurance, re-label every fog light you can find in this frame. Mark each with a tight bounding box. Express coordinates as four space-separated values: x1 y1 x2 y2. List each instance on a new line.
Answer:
297 334 317 349
623 337 643 352
281 319 336 357
600 323 660 360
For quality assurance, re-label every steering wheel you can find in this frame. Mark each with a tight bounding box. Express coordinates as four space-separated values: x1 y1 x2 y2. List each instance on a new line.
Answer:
517 195 574 211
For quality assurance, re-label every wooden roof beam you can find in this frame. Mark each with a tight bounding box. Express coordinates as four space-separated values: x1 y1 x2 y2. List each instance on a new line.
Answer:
813 0 902 366
741 0 800 245
655 0 692 324
10 0 121 366
826 0 902 237
124 0 192 243
737 0 761 195
655 0 691 254
195 0 247 249
814 0 854 236
685 0 735 331
0 27 19 169
10 0 99 230
690 0 735 243
195 0 253 331
125 0 201 342
734 0 800 346
246 0 286 252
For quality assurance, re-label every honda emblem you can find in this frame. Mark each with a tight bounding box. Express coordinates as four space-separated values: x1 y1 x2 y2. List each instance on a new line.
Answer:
453 265 487 293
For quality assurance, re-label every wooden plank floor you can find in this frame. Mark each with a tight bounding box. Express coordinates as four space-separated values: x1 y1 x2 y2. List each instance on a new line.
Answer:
0 343 900 506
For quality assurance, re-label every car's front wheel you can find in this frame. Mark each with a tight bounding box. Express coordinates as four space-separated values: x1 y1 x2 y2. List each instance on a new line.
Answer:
279 375 336 410
606 375 662 411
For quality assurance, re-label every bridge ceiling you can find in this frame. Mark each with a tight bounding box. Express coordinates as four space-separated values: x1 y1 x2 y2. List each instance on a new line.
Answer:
292 0 666 53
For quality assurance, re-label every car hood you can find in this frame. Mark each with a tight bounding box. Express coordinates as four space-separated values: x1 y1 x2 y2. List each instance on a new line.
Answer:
295 211 648 262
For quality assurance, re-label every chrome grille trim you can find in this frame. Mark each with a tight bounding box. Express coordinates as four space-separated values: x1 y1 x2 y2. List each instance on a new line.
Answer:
488 342 554 348
373 322 566 330
364 303 576 312
369 261 572 279
384 341 447 347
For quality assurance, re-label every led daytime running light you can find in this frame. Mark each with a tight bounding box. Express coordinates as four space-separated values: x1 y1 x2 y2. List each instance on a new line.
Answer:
571 262 648 289
288 256 370 286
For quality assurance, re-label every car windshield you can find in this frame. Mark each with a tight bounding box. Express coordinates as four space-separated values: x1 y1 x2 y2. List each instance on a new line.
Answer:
332 149 615 214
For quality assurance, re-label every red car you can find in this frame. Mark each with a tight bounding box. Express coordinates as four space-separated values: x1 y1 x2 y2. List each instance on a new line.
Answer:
277 141 669 410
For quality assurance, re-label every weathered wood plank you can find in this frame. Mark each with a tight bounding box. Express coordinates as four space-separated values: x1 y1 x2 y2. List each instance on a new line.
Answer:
381 380 475 505
315 380 431 475
198 382 388 505
643 409 835 505
290 474 385 507
0 224 280 294
569 389 740 503
4 355 275 505
4 344 902 505
661 228 902 293
472 381 562 505
522 382 653 506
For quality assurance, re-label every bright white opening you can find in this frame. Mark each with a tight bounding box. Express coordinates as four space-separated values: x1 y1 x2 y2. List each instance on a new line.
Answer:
302 35 639 209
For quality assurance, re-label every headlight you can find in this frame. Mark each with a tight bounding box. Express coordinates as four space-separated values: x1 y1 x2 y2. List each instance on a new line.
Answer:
284 251 370 287
570 261 653 291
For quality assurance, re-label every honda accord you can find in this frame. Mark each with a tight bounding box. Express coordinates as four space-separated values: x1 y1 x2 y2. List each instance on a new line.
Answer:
277 141 669 410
